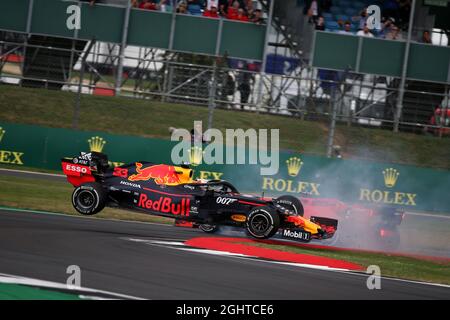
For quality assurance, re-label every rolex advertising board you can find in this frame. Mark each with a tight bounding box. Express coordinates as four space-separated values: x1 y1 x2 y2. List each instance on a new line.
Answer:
1 122 449 213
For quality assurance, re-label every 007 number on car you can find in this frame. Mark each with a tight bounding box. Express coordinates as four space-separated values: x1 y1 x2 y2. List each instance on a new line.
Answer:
216 197 237 205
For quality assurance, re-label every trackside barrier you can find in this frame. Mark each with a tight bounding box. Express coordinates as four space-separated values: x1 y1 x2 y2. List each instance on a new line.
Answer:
1 122 450 213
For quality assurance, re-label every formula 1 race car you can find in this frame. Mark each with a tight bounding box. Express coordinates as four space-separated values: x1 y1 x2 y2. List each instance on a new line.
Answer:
61 152 338 242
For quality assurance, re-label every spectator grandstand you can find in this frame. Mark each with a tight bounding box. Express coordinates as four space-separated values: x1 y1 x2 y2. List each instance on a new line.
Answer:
87 0 267 23
309 0 413 39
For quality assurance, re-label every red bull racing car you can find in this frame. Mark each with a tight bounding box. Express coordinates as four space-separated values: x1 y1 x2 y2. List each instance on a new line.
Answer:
61 152 338 242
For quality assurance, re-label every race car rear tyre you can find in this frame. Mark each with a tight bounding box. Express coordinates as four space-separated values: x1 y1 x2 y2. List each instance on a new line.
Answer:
72 182 107 215
199 224 220 233
246 206 280 239
275 195 304 216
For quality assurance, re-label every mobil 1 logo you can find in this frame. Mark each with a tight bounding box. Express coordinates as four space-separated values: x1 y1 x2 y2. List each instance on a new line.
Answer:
281 229 311 242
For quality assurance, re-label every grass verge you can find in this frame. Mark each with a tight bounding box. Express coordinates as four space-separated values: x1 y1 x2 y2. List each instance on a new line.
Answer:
0 283 81 300
1 85 450 168
0 164 62 174
242 242 450 285
0 175 173 224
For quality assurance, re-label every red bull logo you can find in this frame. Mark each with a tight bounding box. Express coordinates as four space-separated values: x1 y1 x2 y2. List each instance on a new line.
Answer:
129 163 181 185
137 194 190 216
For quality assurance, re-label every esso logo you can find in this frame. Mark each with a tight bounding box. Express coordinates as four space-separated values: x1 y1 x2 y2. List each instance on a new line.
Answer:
216 197 237 205
66 164 88 174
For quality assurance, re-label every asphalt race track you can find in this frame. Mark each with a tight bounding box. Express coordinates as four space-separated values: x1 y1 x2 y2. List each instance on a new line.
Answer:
0 208 449 299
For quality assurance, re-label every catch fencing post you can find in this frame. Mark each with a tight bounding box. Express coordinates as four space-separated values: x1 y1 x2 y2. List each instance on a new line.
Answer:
115 0 132 96
394 0 416 132
68 1 81 84
206 17 224 134
256 0 275 111
73 39 96 130
20 0 34 86
162 0 178 103
168 0 177 50
326 68 350 157
326 85 338 158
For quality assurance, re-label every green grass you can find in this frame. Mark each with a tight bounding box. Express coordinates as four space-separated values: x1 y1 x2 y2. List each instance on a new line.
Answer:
242 242 450 285
0 85 327 154
337 125 450 168
0 163 61 174
1 85 449 168
0 175 173 224
400 214 450 252
0 283 82 300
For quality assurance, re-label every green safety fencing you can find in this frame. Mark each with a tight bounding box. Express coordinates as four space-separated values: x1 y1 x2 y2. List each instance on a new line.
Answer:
1 122 450 213
0 0 265 60
312 31 450 83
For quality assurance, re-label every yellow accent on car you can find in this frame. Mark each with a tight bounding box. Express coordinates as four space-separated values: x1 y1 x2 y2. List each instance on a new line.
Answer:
174 166 194 184
288 215 322 234
302 217 322 234
231 214 247 222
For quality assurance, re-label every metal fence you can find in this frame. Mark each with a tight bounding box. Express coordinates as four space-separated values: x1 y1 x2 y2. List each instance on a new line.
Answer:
1 32 449 141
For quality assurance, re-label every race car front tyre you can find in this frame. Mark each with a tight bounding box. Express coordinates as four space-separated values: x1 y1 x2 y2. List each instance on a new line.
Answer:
199 224 220 233
275 195 304 216
246 206 280 239
72 182 107 215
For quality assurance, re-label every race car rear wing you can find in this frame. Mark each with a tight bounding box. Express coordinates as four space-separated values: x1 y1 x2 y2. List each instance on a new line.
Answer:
61 152 109 187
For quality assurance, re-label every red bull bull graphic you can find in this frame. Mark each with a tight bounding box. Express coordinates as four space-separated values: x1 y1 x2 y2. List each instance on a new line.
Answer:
137 194 190 216
128 163 181 185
